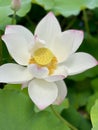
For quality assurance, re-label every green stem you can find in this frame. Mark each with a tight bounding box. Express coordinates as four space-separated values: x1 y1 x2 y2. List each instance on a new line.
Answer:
83 9 90 34
25 15 35 26
50 105 78 130
11 11 16 24
65 17 76 30
0 33 2 65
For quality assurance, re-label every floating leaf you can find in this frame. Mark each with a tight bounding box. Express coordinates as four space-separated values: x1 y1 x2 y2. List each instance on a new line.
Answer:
0 0 31 30
86 92 98 113
90 100 98 130
91 78 98 92
0 88 70 130
32 0 98 17
0 89 34 130
32 111 71 130
68 81 91 109
42 99 69 114
62 106 91 130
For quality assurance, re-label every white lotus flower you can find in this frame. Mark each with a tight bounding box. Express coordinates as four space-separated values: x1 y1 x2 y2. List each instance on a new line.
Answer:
0 12 97 110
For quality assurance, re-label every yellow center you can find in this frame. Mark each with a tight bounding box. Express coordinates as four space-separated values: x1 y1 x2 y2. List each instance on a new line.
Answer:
29 48 58 75
33 48 53 65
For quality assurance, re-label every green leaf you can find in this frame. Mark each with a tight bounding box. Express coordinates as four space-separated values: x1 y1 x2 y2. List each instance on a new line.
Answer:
80 33 98 60
32 111 71 130
90 100 98 130
68 81 91 109
86 92 98 113
0 0 31 30
62 106 91 130
4 83 21 90
0 88 70 130
33 0 54 10
4 83 28 95
91 78 98 92
53 99 69 112
68 73 87 81
32 0 98 17
42 99 69 114
0 89 35 130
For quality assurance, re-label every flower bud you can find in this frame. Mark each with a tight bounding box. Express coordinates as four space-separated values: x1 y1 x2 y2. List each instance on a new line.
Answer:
11 0 21 11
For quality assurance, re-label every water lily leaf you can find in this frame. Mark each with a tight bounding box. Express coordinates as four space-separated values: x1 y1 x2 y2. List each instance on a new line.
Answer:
0 89 35 130
0 0 31 30
32 111 71 130
0 88 70 130
52 99 69 113
39 99 69 113
4 83 28 95
62 106 91 130
4 83 21 90
90 100 98 130
68 81 91 109
32 0 98 17
86 92 98 113
91 78 98 92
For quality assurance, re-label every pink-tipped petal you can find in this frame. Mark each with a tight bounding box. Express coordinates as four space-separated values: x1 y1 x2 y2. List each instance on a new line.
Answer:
65 52 97 75
53 80 67 105
28 64 49 78
2 34 31 65
70 30 84 53
5 25 34 49
28 79 58 110
52 30 83 63
0 63 33 83
35 12 61 47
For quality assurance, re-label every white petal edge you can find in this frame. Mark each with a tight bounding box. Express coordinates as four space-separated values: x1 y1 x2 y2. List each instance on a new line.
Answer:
53 80 67 105
35 12 61 48
64 52 97 75
45 65 68 82
5 25 34 49
2 34 31 65
0 63 33 83
69 30 84 53
28 64 49 78
28 79 58 110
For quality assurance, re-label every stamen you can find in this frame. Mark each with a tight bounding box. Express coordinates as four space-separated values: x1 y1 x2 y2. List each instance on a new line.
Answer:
29 48 58 75
33 48 54 65
47 57 57 75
